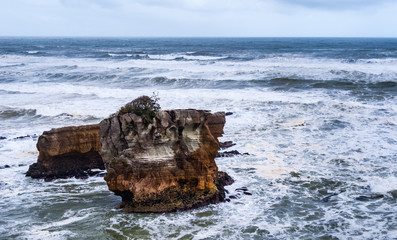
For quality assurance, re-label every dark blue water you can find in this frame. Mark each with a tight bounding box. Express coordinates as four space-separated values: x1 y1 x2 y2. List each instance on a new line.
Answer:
1 38 396 94
0 38 396 239
2 37 397 58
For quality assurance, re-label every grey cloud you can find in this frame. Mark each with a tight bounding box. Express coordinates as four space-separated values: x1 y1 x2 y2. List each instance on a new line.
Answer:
275 0 393 9
59 0 204 12
100 0 394 12
131 0 210 10
58 0 391 12
59 0 120 9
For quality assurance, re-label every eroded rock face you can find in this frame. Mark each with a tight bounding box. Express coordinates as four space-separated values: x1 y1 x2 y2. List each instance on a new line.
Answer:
26 124 104 179
100 108 232 212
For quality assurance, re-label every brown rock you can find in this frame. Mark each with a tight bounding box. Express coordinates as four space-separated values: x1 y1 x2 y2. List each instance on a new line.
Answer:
206 111 226 138
26 124 104 179
217 150 250 158
220 141 236 149
100 103 232 212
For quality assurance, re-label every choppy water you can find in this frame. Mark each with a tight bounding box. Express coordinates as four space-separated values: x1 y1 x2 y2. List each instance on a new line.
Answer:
0 37 396 239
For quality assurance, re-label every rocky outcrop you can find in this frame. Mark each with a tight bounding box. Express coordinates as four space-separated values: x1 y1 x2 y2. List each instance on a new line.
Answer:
26 124 104 180
100 100 232 212
25 96 233 212
206 112 226 139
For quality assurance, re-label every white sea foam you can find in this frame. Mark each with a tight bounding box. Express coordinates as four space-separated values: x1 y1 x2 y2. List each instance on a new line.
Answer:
1 40 397 239
364 176 397 193
0 83 334 121
148 53 226 61
24 209 92 240
2 53 396 83
24 230 76 240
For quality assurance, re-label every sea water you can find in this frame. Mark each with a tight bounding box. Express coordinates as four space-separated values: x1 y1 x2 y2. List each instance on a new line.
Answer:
0 37 396 239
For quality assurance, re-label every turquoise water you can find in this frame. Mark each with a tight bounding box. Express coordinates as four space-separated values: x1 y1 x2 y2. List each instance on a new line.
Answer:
0 38 396 239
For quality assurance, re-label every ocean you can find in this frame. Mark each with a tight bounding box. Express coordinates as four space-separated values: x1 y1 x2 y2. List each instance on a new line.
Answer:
0 37 396 239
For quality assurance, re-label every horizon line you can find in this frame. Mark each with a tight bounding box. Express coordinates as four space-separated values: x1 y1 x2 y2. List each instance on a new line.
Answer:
1 35 397 39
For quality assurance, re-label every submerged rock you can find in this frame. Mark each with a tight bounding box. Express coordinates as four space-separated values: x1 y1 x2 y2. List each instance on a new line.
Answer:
234 187 252 196
100 98 232 212
220 141 236 149
13 134 38 140
217 150 250 158
321 193 338 202
26 124 104 179
235 187 249 192
355 194 384 201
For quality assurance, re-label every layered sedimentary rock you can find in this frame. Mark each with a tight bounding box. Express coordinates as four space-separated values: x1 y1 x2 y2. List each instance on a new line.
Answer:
26 124 104 179
206 111 226 139
100 103 232 212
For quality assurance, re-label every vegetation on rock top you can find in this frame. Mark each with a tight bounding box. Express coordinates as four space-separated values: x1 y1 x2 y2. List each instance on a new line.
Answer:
119 95 160 126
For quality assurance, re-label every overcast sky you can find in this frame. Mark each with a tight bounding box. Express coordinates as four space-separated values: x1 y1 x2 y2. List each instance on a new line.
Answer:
1 0 396 37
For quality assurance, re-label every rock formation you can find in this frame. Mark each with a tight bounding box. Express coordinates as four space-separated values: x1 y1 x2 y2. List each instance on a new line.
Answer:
25 96 233 212
26 124 104 180
100 97 233 212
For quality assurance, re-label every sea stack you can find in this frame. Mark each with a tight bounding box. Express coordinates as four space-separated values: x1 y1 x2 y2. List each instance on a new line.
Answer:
99 96 233 212
26 124 104 180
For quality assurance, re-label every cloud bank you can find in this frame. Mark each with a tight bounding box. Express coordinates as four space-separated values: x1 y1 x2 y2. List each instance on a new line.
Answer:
276 0 395 9
0 0 396 37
